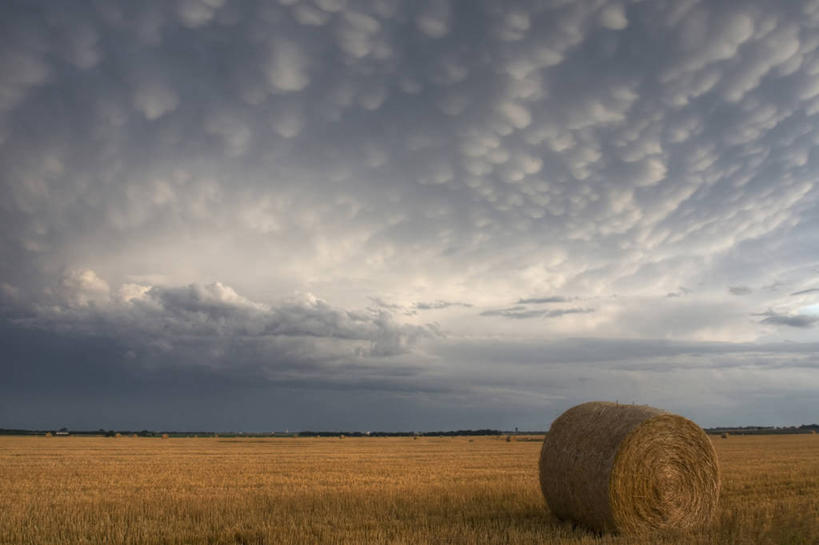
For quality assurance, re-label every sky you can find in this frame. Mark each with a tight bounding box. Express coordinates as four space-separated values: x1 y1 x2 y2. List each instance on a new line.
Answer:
1 0 819 432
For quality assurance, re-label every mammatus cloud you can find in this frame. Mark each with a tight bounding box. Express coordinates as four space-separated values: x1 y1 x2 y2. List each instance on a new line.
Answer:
265 39 310 93
176 0 226 28
1 0 819 429
415 0 450 39
598 4 628 30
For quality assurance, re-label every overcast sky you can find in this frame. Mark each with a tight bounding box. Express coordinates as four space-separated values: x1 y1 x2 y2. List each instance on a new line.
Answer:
2 0 819 432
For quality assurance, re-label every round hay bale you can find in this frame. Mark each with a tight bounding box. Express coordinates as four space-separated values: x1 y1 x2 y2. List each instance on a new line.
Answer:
539 401 719 534
161 433 169 439
721 432 729 439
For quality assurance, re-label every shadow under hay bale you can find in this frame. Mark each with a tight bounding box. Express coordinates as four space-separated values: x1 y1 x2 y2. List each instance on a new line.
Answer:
539 401 720 534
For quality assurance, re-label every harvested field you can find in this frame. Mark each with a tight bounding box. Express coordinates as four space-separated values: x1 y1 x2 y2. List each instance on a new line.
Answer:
0 434 816 544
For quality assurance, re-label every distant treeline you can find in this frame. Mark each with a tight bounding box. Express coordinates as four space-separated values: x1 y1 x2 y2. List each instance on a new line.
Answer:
3 425 817 437
298 429 504 437
0 428 507 437
0 428 221 437
705 424 818 435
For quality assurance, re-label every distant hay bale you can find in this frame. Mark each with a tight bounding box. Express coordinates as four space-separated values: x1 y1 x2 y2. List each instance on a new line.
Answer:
115 433 121 438
161 433 169 439
506 435 513 443
45 432 52 437
721 432 729 439
539 401 720 534
132 434 138 438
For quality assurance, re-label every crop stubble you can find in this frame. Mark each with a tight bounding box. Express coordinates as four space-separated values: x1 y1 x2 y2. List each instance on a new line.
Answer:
0 434 816 544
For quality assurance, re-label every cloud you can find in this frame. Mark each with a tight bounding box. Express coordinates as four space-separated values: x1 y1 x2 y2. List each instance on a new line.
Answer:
496 10 531 41
758 310 819 329
3 1 819 428
292 4 331 26
176 0 225 28
58 269 110 308
265 39 310 93
516 296 571 304
140 283 435 356
480 306 594 320
665 9 754 79
271 108 304 138
58 22 101 70
0 49 49 113
497 101 532 129
598 4 628 30
204 111 252 156
13 274 441 382
666 287 692 298
791 288 819 296
416 0 450 38
4 320 819 430
132 81 179 120
337 11 382 59
728 286 752 296
413 300 472 310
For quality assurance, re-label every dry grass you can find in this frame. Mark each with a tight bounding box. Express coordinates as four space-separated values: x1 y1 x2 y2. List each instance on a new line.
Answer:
0 434 816 544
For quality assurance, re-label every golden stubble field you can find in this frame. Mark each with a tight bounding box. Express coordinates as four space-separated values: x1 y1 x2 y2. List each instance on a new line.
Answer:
0 434 817 545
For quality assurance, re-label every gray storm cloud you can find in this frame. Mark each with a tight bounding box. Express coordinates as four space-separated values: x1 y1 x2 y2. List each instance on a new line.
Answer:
1 0 819 429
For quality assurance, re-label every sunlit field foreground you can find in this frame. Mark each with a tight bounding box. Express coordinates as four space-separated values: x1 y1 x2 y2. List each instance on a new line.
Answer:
1 434 817 545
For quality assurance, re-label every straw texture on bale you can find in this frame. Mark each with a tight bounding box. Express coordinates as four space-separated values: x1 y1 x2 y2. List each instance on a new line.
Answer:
539 402 720 534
